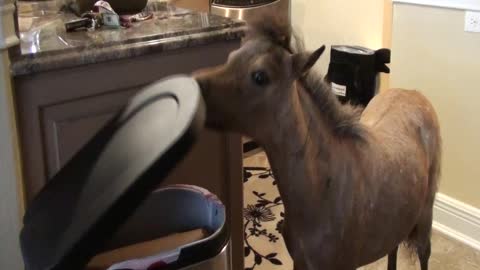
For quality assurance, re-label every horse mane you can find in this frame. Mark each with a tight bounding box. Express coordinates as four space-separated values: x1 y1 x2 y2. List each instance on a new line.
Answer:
298 70 367 140
244 15 293 53
246 17 367 140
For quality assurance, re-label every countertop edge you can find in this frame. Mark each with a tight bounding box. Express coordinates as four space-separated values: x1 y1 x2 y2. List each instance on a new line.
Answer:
11 24 245 77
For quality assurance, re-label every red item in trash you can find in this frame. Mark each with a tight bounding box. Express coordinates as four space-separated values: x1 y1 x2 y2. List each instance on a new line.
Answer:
147 261 168 270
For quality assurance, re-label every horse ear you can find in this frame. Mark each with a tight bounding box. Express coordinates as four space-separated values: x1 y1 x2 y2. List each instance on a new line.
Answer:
291 45 326 77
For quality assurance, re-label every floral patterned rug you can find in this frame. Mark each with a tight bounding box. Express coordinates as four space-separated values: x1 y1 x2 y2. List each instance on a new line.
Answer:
243 154 293 270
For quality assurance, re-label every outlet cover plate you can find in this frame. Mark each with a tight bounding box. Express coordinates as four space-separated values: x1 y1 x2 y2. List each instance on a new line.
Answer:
465 11 480 32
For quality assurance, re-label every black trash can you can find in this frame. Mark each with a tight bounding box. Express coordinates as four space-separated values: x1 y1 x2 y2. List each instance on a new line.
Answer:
19 76 230 270
325 45 391 107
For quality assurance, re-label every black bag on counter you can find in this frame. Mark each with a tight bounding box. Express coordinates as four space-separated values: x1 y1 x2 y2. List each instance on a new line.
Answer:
325 45 391 107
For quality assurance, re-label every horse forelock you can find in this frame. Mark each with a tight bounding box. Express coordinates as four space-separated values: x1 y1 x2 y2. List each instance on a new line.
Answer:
246 15 293 53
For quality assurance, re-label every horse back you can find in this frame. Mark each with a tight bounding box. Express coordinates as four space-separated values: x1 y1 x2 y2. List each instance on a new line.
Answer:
360 88 440 160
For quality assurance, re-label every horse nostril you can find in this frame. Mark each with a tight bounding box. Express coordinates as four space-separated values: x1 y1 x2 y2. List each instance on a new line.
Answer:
194 77 210 99
195 77 206 90
195 77 205 89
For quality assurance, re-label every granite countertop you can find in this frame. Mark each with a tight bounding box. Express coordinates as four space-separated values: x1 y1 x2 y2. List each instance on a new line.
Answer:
11 1 245 76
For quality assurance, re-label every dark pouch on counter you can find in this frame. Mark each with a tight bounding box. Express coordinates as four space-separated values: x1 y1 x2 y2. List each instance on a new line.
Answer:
69 0 148 15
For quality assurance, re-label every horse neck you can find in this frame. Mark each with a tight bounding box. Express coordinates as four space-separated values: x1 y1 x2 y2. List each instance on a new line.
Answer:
261 83 342 213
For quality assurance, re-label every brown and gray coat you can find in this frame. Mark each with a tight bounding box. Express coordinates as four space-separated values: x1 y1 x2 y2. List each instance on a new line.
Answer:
194 18 441 270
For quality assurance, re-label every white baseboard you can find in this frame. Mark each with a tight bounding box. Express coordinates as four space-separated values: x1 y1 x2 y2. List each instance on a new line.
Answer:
433 193 480 251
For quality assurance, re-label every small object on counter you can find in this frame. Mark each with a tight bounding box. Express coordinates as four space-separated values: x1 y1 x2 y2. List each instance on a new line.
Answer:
65 1 153 31
120 11 153 28
65 12 102 32
119 18 132 28
93 0 116 14
69 0 148 16
65 11 103 32
81 11 103 31
102 13 121 28
65 18 92 32
130 11 154 22
81 11 102 21
94 1 121 28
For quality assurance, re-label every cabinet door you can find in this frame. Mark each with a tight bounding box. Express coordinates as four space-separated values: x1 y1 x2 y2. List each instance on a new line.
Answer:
16 41 242 201
42 88 138 176
41 88 236 203
15 41 244 269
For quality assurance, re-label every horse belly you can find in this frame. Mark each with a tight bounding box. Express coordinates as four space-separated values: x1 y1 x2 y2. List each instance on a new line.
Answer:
356 173 428 266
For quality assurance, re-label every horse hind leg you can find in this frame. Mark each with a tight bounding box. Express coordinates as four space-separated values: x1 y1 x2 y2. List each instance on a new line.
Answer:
417 237 431 270
408 206 433 270
411 131 440 270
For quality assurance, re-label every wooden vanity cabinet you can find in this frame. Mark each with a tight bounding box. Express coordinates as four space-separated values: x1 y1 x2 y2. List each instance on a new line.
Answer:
13 41 245 270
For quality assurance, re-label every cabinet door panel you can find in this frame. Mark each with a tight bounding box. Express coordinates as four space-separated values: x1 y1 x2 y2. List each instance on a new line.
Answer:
41 87 233 204
42 88 138 177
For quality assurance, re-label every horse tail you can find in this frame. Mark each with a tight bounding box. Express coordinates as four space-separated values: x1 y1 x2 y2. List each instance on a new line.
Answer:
405 116 442 265
426 130 442 208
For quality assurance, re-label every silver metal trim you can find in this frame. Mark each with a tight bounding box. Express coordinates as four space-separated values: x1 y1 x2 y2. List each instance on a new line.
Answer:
183 244 229 270
211 0 290 23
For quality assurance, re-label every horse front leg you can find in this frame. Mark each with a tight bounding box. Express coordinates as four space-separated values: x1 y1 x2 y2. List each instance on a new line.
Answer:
280 220 298 270
280 219 296 257
387 245 399 270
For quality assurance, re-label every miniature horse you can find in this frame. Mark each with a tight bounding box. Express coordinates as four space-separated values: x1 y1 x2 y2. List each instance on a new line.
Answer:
194 19 441 270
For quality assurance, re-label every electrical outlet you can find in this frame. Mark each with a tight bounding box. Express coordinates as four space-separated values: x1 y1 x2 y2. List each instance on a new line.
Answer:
465 11 480 32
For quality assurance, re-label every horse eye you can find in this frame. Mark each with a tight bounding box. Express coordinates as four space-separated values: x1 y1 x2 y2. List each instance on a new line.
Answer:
251 71 270 86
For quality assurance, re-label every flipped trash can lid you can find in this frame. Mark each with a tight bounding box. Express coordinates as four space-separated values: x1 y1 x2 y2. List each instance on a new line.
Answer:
20 75 205 270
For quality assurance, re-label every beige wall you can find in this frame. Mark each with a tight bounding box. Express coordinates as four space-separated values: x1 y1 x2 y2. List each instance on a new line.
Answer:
292 0 389 75
0 52 23 269
0 1 23 268
390 4 480 208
